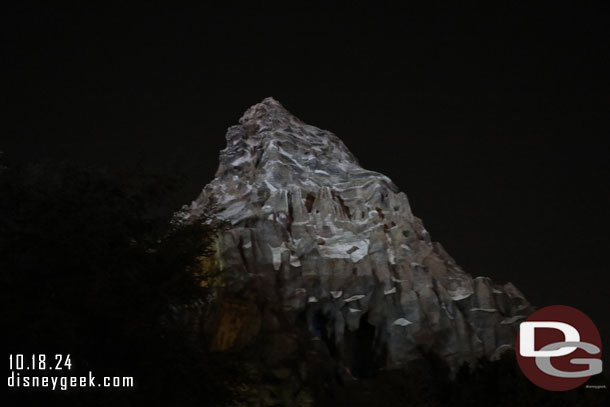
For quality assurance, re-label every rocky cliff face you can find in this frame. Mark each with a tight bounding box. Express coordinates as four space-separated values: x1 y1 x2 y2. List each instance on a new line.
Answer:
178 97 532 375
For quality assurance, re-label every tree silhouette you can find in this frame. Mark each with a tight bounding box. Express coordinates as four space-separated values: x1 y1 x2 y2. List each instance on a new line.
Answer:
1 162 246 406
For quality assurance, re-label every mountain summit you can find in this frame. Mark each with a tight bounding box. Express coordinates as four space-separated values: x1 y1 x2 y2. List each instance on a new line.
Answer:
179 97 532 375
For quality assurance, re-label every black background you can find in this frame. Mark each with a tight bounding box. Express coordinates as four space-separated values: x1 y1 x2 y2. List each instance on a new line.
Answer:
3 4 609 362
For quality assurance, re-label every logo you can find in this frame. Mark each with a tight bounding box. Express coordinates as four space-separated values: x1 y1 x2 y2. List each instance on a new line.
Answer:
516 305 602 391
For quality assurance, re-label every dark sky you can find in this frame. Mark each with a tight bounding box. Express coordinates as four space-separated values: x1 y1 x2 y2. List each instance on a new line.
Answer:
3 5 609 352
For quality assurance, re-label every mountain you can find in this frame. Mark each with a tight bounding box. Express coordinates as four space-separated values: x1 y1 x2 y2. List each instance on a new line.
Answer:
177 97 532 380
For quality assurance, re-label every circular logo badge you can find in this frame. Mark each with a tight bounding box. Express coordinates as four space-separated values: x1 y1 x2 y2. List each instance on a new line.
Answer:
516 305 602 391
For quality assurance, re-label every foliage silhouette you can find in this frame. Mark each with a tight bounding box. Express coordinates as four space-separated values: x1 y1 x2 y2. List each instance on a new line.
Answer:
1 162 245 406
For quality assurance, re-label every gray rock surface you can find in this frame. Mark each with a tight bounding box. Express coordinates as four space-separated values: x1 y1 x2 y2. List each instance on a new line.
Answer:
178 97 532 371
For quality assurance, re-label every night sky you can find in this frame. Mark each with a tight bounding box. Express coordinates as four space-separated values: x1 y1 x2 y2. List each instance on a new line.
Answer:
3 5 609 356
